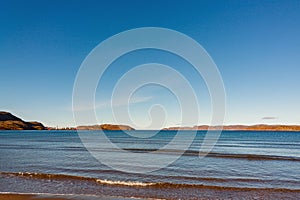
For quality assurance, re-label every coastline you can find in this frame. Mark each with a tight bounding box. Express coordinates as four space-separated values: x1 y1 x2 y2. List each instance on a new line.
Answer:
2 128 300 132
0 193 144 200
1 111 300 132
0 194 67 200
163 125 300 132
1 187 300 200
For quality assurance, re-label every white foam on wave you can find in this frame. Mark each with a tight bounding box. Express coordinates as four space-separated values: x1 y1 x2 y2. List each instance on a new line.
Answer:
96 179 156 186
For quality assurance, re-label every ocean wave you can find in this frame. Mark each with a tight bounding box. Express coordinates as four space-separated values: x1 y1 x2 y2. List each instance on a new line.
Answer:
2 143 299 162
96 179 155 186
1 171 300 192
0 172 95 181
123 148 300 161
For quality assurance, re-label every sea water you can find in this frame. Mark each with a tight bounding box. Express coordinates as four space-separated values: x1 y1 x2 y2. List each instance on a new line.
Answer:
0 130 300 199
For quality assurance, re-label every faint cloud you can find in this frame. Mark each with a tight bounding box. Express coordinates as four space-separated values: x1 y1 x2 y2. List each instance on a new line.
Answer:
262 117 278 120
71 95 153 112
96 96 153 109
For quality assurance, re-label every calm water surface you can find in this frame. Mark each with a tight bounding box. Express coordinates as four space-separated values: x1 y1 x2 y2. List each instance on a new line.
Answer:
0 130 300 199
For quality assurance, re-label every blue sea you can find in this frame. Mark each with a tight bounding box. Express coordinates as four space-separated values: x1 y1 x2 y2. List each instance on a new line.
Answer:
0 130 300 199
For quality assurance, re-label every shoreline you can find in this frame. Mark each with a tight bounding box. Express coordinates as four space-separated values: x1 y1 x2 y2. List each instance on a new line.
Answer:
0 193 143 200
1 113 300 131
1 129 300 132
1 188 300 200
0 194 68 200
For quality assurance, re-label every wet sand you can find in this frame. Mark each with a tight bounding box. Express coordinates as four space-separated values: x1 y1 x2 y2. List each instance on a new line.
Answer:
0 194 67 200
0 194 136 200
1 188 300 200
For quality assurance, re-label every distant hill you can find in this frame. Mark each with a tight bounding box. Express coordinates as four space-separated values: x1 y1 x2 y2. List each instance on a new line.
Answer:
163 125 300 131
0 111 46 130
1 111 299 132
77 124 135 130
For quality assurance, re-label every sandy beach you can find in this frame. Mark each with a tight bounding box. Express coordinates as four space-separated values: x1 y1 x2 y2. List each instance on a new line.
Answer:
0 194 139 200
0 194 67 200
1 188 300 200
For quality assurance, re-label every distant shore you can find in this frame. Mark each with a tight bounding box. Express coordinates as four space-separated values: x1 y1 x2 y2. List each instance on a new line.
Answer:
163 124 300 132
1 111 300 131
48 124 300 131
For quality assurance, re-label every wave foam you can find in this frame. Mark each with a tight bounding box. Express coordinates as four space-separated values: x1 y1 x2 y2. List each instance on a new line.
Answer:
96 179 155 186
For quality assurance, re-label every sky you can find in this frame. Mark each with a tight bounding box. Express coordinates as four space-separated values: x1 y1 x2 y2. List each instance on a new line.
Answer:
0 0 300 128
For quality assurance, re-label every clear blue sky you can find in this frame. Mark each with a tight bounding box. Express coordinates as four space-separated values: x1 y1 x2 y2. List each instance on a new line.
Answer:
1 0 300 128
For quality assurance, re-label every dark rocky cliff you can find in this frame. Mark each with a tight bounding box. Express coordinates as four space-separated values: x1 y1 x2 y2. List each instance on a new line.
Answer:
0 111 46 130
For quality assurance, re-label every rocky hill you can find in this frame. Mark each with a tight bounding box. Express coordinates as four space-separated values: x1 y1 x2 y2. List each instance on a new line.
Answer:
163 124 300 131
77 124 135 130
0 111 46 130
